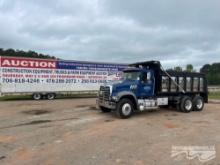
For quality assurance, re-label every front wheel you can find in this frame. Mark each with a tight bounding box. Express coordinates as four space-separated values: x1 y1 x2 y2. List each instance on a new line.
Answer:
116 98 134 119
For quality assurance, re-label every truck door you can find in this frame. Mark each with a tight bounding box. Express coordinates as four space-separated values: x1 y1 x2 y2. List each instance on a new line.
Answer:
139 70 154 98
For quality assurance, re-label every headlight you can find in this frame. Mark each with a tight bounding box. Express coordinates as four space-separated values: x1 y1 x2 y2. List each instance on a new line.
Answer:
112 96 119 101
99 90 103 96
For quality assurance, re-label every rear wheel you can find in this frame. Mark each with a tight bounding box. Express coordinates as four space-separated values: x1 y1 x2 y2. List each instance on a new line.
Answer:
193 96 204 111
100 106 111 113
116 98 134 119
32 93 42 100
47 93 56 100
180 96 193 113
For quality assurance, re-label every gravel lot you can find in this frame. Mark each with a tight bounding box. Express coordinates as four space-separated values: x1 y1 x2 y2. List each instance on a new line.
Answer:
0 98 220 165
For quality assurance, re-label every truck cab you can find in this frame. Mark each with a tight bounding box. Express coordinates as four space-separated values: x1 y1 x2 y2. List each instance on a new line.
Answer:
97 61 207 118
112 68 155 98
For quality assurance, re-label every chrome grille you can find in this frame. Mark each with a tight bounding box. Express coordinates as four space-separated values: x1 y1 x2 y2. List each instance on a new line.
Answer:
99 86 110 100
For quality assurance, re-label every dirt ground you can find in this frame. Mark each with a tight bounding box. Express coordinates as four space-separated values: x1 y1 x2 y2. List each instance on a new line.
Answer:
0 98 220 165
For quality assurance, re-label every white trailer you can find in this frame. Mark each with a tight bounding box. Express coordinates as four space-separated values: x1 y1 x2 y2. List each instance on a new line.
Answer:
0 56 127 100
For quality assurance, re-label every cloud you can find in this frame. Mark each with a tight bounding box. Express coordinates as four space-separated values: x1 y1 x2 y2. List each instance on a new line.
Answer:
0 0 220 69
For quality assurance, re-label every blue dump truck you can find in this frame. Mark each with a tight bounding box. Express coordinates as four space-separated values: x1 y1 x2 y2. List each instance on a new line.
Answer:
97 61 208 118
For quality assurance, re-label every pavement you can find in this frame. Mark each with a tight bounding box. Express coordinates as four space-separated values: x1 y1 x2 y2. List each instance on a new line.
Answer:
0 98 220 165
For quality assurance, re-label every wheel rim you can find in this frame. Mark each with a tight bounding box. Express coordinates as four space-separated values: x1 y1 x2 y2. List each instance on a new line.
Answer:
48 94 54 100
185 99 192 111
122 103 132 116
34 94 41 100
196 99 203 109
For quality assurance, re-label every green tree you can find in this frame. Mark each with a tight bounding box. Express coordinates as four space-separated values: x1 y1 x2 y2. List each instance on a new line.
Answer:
0 48 56 59
200 64 211 73
200 63 220 85
186 64 193 72
5 49 16 56
0 48 3 55
174 66 182 71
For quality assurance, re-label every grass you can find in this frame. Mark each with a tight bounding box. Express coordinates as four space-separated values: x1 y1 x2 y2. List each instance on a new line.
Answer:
209 91 220 100
0 95 32 101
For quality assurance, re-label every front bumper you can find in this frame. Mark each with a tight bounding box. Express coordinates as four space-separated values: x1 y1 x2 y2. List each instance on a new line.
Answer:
96 99 116 110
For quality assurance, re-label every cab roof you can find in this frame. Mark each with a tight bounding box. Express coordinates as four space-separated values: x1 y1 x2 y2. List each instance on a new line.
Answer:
129 61 161 69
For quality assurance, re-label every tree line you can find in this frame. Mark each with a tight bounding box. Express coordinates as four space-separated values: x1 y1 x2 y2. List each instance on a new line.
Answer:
167 64 195 72
200 63 220 85
0 48 56 59
0 48 219 85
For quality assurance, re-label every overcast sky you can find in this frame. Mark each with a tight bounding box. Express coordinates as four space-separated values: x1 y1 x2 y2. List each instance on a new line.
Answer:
0 0 220 69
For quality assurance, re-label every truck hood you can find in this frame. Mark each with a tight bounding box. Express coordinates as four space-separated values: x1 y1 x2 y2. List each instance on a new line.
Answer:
109 80 138 94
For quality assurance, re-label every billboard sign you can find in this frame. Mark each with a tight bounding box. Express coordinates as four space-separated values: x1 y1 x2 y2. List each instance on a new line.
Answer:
0 56 127 93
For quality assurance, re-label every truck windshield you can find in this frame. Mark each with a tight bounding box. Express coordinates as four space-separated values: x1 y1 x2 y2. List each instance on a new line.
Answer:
123 71 141 81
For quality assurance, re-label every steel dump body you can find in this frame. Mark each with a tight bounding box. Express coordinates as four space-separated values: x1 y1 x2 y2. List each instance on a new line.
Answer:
157 71 208 102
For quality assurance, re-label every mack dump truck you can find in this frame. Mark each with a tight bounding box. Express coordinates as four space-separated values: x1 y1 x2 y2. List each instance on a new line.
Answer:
97 61 208 118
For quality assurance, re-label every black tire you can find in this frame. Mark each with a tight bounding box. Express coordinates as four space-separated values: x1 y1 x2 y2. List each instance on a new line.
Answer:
180 96 193 113
100 106 111 113
47 93 56 100
32 93 42 100
116 98 134 119
193 96 204 111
